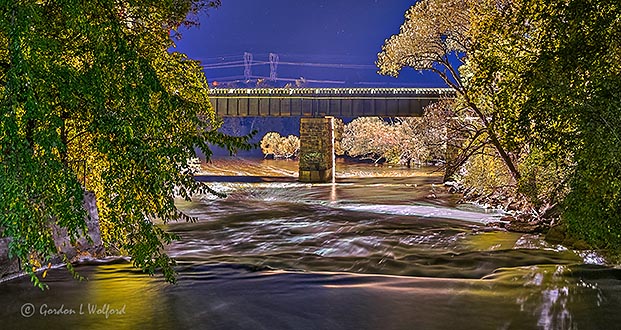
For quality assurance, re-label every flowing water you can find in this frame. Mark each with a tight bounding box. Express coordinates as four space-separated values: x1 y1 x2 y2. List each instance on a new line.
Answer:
2 158 621 330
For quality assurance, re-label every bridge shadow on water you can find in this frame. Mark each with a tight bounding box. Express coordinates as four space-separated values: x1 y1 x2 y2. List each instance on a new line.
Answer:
194 175 295 183
194 175 443 185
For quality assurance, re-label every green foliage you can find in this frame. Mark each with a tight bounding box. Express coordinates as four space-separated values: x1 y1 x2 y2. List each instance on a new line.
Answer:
460 0 621 246
300 152 322 165
377 0 522 182
516 149 572 209
382 0 621 251
459 147 513 197
0 0 251 287
564 133 621 248
509 0 621 247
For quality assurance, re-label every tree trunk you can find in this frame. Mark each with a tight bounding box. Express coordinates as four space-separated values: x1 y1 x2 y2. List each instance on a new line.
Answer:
462 95 522 182
486 128 521 181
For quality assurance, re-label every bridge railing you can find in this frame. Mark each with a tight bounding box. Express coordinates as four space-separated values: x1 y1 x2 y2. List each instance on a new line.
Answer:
208 87 456 97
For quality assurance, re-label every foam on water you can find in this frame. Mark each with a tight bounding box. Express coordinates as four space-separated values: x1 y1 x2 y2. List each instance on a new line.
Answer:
334 203 504 224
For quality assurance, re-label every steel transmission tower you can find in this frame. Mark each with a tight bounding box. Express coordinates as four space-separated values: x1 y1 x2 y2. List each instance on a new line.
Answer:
244 52 253 81
269 53 279 82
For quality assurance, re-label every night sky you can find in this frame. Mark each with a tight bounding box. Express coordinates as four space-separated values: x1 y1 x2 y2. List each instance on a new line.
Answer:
174 0 444 88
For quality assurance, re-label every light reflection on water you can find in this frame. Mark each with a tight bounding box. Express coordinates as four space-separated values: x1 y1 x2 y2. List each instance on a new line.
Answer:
1 158 621 329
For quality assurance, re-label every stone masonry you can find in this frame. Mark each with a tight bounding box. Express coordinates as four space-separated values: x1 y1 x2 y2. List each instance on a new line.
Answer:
299 117 335 183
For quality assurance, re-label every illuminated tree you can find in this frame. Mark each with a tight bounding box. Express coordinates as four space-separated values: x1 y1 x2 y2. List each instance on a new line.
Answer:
260 132 299 159
260 132 282 158
377 0 521 181
381 0 621 246
342 117 392 163
0 0 251 288
341 107 448 166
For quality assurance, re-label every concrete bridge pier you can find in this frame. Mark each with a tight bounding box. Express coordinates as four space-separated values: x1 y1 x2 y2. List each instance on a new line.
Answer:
298 117 335 183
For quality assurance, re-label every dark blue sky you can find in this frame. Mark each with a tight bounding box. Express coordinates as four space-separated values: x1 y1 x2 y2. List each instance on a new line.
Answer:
174 0 444 88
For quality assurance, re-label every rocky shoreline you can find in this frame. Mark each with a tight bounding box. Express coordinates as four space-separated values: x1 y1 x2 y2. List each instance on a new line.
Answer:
443 181 591 250
0 191 105 282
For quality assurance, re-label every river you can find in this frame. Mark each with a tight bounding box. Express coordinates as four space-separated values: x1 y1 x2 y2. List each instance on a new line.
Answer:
1 158 620 329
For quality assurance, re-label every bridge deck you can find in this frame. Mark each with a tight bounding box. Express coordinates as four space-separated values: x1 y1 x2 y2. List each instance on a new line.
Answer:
209 88 455 117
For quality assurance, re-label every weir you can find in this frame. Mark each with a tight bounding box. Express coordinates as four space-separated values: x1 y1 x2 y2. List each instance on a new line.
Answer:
209 87 455 182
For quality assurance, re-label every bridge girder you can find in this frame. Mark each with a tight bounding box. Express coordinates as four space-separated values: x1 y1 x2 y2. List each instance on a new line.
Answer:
208 88 455 117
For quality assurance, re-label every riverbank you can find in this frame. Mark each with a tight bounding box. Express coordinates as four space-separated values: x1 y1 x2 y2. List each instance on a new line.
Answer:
444 180 594 250
0 191 105 283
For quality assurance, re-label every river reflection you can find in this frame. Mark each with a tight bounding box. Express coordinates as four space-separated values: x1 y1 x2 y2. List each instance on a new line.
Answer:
1 158 621 329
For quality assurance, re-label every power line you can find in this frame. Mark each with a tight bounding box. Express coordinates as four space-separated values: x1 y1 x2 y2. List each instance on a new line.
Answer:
207 75 345 85
202 60 376 70
207 76 438 88
253 76 345 84
206 75 247 81
201 60 245 68
192 54 245 61
200 52 377 71
201 53 415 87
202 63 265 70
276 61 375 69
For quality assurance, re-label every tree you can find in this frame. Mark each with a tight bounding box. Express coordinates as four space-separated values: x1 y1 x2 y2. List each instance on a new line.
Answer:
260 132 300 159
341 108 448 166
514 0 621 246
461 0 621 245
260 132 283 158
377 0 521 181
401 0 621 246
394 101 454 166
0 0 251 288
279 135 301 159
464 0 569 208
341 117 393 163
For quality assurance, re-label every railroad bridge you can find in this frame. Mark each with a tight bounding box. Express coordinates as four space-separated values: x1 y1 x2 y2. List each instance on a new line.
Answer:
209 88 455 182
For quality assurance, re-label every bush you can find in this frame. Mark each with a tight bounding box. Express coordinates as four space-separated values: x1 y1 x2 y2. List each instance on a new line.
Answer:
341 117 393 163
563 108 621 248
260 132 300 159
341 103 449 165
458 147 514 197
517 148 572 209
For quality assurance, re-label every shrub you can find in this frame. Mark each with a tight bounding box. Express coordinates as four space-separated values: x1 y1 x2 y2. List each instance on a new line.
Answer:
341 103 449 165
458 147 514 197
341 117 393 163
260 132 300 159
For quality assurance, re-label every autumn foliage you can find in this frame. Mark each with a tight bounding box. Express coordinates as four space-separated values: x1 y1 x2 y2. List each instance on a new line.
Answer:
378 0 621 248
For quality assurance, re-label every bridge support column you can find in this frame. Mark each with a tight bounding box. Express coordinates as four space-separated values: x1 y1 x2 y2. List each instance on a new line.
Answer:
299 117 335 183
